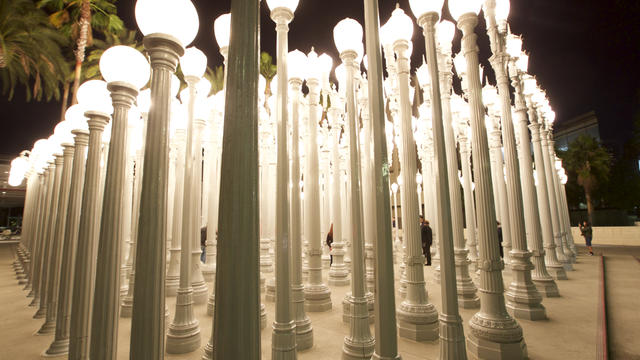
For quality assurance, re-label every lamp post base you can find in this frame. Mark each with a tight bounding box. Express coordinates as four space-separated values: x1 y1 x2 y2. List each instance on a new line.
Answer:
532 278 560 297
342 293 374 324
546 264 568 280
265 278 276 302
36 318 56 335
271 320 296 360
396 302 439 341
304 284 332 312
466 330 527 360
342 295 375 360
467 314 527 360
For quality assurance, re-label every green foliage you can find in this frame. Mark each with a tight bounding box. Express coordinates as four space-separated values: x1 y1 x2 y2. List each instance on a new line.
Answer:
0 0 69 101
205 65 225 95
559 134 611 223
37 0 123 46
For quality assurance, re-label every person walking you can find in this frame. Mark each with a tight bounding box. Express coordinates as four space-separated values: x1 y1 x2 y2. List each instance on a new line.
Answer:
579 220 594 256
326 223 334 265
497 221 504 258
200 226 207 263
420 216 433 266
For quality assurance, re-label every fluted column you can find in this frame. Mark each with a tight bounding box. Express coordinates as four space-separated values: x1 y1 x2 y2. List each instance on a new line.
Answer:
33 161 56 319
328 98 349 287
206 114 222 315
289 77 314 350
68 112 108 360
458 132 478 268
393 38 438 342
559 182 578 257
525 101 567 280
121 133 145 316
339 48 375 360
38 150 69 336
90 82 136 360
189 115 209 305
166 78 201 354
304 76 332 312
166 129 185 295
485 3 545 320
487 124 512 267
418 10 468 356
540 126 571 269
548 143 575 262
46 130 88 356
436 40 479 309
130 34 182 359
206 1 261 357
457 13 527 358
358 79 376 294
509 63 560 296
363 1 401 357
28 172 47 305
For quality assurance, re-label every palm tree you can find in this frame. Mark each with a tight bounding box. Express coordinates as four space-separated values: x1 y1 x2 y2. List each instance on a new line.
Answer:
0 0 68 101
83 28 142 81
561 134 611 224
38 0 123 106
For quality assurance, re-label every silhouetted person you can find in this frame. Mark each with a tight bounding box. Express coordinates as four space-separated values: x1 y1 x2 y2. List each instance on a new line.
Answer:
420 216 432 266
326 223 334 265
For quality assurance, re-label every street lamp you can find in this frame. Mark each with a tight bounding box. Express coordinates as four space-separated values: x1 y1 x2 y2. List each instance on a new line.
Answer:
131 0 197 356
266 0 300 357
68 79 112 359
449 0 527 356
287 48 314 350
91 44 149 359
334 17 375 360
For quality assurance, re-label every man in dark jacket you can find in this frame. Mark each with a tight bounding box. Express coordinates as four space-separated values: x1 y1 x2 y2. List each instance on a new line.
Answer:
420 216 433 266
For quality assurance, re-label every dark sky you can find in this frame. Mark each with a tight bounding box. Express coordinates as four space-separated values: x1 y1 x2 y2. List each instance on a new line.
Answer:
2 0 639 157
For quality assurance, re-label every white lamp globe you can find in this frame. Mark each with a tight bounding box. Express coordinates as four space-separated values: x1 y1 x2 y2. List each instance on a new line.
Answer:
333 18 363 54
380 21 393 47
522 76 537 96
54 120 74 146
416 172 423 185
170 99 187 134
436 20 456 49
546 110 556 123
214 13 231 49
506 34 522 58
494 0 510 24
391 182 398 193
128 106 142 126
448 0 483 21
135 0 199 47
288 49 307 81
387 7 414 44
453 52 467 76
416 61 430 88
362 54 368 71
335 64 346 88
516 53 529 72
306 48 321 81
319 53 333 80
100 46 150 89
482 85 498 107
266 0 300 13
409 0 444 19
197 79 212 98
270 74 278 96
77 80 113 114
181 47 208 79
138 89 152 114
65 104 89 132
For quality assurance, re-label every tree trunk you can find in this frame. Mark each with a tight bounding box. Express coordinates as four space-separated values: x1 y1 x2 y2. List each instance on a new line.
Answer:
59 81 70 122
585 188 594 226
70 0 91 105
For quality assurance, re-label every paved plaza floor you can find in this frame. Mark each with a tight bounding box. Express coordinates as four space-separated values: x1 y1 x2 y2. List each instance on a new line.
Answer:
1 242 638 359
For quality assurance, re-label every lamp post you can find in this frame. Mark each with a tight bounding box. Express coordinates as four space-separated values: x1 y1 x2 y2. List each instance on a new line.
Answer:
411 0 471 354
387 7 439 342
391 182 399 246
506 41 561 295
131 0 196 357
266 0 299 357
484 0 546 320
90 45 148 360
334 18 375 359
68 80 112 359
432 18 480 310
448 0 527 357
327 88 350 287
39 122 74 343
287 48 314 350
304 48 333 312
362 0 402 357
34 155 57 320
46 105 90 356
38 130 70 337
165 47 207 354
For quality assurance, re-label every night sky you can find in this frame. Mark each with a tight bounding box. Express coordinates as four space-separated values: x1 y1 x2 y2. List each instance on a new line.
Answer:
2 0 639 157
